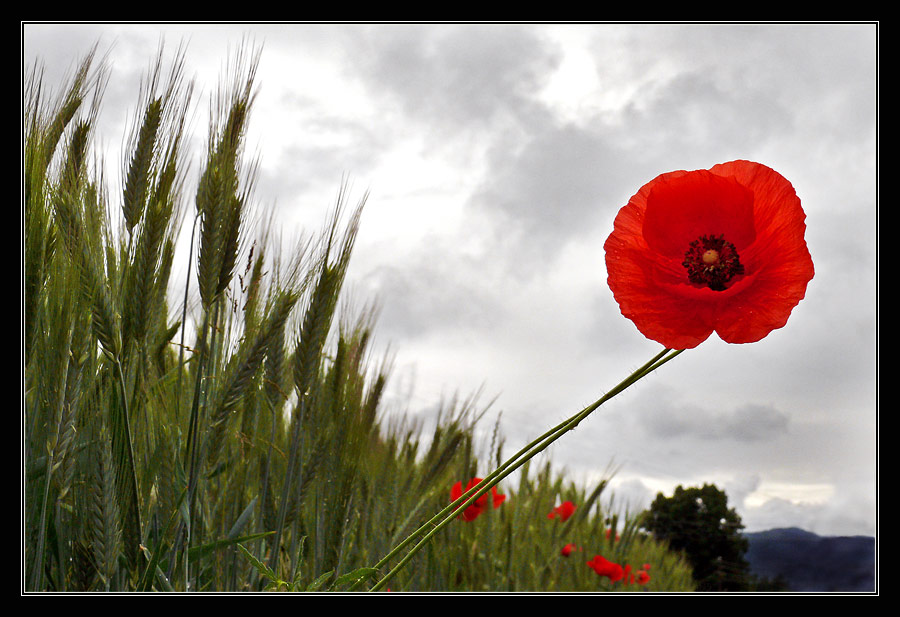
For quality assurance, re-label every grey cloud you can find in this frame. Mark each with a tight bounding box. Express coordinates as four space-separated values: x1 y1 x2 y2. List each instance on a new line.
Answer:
339 24 561 134
618 70 794 159
740 494 875 537
727 404 791 441
468 123 638 277
607 476 656 513
723 473 763 510
582 23 875 170
636 387 791 443
356 246 506 344
258 135 383 217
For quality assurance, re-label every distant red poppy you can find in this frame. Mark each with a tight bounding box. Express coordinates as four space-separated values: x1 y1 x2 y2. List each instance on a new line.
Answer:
587 554 624 583
560 543 581 557
636 569 651 585
604 160 814 349
604 528 620 542
547 501 577 521
492 488 507 509
450 477 505 522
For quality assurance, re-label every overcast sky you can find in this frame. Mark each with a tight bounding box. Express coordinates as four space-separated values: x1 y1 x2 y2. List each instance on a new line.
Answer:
23 23 878 537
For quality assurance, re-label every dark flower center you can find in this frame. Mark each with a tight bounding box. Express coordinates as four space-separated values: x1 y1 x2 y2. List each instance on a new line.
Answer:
682 234 745 291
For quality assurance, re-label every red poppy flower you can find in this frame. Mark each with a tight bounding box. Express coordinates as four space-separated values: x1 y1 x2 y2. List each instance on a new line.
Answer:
604 160 814 349
636 569 651 585
547 500 577 521
560 543 582 557
586 554 624 583
604 528 620 542
450 477 505 522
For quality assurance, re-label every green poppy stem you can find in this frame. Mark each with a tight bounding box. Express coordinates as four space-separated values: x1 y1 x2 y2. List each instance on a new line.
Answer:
363 346 684 592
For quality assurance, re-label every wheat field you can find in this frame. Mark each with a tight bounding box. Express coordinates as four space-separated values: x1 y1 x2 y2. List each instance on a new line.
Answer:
23 44 695 593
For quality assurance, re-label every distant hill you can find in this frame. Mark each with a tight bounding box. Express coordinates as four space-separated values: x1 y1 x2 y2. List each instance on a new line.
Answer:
744 527 875 592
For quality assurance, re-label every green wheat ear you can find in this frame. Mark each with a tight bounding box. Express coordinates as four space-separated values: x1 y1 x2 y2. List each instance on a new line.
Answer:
122 97 162 235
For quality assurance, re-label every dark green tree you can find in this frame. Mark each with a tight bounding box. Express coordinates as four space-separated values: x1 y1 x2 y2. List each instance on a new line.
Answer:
643 483 751 591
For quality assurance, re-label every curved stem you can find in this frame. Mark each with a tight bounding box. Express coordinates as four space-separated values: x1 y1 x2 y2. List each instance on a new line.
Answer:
363 347 684 591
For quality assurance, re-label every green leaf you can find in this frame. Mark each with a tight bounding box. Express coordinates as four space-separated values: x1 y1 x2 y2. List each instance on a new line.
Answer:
305 570 333 591
332 567 377 590
190 531 274 561
237 542 277 582
227 496 258 540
